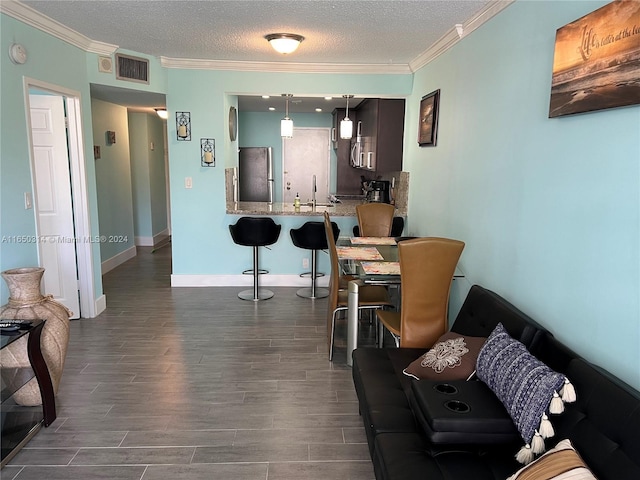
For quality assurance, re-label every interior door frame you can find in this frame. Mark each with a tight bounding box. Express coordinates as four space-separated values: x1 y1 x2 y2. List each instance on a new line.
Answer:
23 77 97 318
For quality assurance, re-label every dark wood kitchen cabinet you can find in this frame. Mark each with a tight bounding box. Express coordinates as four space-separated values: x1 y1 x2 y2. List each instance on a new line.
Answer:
355 98 405 173
333 108 363 196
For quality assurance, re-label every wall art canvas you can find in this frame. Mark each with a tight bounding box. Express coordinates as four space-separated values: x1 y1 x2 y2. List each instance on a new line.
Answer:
418 89 439 146
549 0 640 118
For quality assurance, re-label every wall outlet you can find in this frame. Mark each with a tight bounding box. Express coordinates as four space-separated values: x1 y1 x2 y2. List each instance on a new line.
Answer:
185 177 192 189
24 192 33 209
302 258 310 269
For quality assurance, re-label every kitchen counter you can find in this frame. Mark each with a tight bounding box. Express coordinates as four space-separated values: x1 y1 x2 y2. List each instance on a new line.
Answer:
226 200 366 216
223 168 409 217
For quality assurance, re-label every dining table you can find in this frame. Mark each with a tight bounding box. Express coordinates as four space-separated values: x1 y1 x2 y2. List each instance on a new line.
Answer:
336 236 464 366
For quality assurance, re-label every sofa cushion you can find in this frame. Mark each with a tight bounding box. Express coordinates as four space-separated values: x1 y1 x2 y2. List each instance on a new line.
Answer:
506 439 597 480
476 323 575 463
450 285 547 350
551 359 640 480
374 432 522 480
403 332 486 381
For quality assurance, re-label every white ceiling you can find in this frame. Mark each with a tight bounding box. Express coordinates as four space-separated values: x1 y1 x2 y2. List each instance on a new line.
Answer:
19 0 499 113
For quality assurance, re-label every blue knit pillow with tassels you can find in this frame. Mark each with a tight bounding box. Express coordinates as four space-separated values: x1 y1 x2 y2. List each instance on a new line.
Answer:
476 323 576 465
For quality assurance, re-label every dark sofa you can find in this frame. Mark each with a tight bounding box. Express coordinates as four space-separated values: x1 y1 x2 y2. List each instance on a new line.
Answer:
352 285 640 480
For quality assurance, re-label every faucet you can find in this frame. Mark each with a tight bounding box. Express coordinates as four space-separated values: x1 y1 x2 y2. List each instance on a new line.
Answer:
312 174 317 208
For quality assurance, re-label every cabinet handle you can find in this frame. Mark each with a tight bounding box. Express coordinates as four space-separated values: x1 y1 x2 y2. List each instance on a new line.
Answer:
359 152 365 168
367 152 373 169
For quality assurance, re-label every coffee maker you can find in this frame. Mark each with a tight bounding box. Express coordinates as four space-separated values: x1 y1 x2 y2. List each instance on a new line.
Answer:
366 180 391 203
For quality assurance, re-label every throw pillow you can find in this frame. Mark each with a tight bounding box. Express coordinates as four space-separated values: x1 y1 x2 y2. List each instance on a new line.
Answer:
403 332 487 381
476 323 576 464
507 439 598 480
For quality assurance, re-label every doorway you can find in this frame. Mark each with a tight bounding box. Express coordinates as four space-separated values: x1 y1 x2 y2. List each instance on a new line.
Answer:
25 78 96 318
282 128 331 205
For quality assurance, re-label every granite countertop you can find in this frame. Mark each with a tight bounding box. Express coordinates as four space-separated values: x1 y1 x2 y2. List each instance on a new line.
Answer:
226 200 407 217
226 200 363 216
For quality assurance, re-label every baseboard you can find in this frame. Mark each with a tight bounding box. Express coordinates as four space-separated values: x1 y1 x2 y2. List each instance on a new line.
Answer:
170 274 330 288
153 229 170 246
135 236 154 247
135 229 170 247
101 246 137 274
94 294 107 316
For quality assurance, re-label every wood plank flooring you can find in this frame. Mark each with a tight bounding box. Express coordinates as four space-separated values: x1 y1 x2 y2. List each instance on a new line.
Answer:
3 245 376 480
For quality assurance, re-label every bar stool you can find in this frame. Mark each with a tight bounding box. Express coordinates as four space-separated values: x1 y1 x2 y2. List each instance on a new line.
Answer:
229 217 281 301
290 221 339 299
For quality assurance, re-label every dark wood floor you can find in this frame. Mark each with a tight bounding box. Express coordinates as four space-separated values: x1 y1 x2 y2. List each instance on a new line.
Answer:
4 245 376 480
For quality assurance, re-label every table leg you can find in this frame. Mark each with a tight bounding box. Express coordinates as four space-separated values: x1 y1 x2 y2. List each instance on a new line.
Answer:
26 321 56 426
347 279 364 366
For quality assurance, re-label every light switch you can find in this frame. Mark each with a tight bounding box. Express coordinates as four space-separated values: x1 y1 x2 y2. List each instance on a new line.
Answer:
185 177 192 189
24 192 33 209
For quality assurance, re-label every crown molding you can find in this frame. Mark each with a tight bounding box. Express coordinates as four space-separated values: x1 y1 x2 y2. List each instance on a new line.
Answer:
160 56 412 74
0 0 117 55
409 0 514 72
3 0 513 74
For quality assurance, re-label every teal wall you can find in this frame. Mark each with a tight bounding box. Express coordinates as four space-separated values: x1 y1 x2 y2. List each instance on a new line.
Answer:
91 99 136 261
129 113 154 239
148 115 168 237
239 111 336 201
0 14 103 301
129 112 168 242
1 1 638 388
403 0 639 388
166 69 412 275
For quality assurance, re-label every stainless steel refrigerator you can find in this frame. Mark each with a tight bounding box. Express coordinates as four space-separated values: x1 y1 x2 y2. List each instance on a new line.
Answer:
238 147 274 203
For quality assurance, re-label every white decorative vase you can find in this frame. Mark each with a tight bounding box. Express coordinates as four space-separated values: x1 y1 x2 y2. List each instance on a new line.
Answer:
0 267 71 406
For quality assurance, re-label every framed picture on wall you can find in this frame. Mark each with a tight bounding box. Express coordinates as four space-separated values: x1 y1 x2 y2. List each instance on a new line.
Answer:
549 0 640 117
418 89 439 146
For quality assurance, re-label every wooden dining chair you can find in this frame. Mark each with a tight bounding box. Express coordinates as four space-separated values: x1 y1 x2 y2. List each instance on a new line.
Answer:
323 212 393 360
377 237 465 348
356 203 395 237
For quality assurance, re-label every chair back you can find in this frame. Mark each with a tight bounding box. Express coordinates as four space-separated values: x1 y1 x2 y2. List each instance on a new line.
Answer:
398 237 465 348
323 212 342 341
291 221 338 250
353 216 404 237
229 217 281 246
356 203 395 237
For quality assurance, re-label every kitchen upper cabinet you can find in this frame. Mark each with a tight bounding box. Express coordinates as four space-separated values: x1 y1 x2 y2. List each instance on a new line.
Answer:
333 108 363 196
355 98 405 173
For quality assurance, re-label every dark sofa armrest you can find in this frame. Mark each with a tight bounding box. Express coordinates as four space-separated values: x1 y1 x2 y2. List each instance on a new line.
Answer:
409 378 520 445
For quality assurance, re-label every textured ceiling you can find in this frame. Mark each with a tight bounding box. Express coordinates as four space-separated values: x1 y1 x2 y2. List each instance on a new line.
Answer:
22 0 492 65
21 0 496 113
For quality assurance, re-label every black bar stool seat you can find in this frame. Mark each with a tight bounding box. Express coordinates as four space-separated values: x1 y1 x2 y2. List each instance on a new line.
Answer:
290 221 339 299
229 217 281 301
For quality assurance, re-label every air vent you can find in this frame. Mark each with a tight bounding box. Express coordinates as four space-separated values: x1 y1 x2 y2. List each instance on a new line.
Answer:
115 53 149 84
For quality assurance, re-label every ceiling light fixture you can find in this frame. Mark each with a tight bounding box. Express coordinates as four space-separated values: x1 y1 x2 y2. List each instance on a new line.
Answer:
265 33 304 54
340 95 354 139
281 94 293 138
155 108 168 119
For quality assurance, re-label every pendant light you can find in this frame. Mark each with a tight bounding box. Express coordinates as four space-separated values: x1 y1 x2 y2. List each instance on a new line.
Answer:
281 94 293 138
340 95 354 139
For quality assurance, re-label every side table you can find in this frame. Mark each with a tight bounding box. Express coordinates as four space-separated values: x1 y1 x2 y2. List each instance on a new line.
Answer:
1 319 57 467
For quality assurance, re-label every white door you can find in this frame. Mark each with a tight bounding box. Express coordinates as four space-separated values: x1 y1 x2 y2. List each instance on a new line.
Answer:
29 94 80 319
282 128 331 205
